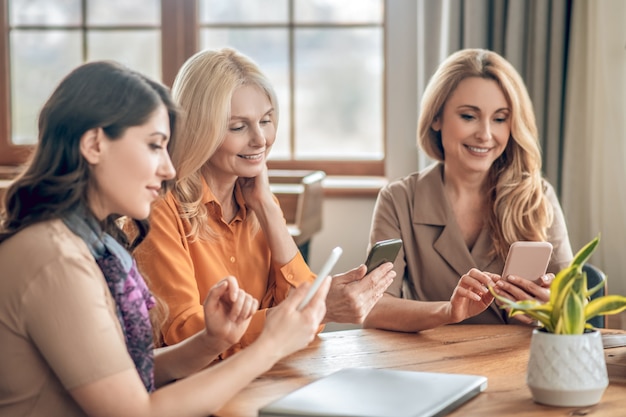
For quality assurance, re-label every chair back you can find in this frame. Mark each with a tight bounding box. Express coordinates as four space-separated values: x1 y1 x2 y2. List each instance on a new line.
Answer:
584 263 607 328
269 170 325 262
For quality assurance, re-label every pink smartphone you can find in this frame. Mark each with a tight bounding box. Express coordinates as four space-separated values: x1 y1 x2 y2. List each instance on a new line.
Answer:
502 241 553 281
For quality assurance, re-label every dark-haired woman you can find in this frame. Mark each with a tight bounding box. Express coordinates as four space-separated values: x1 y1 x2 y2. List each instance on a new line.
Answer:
0 61 328 417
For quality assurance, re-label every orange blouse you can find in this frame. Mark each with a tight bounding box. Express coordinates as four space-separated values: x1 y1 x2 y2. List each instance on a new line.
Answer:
132 179 315 359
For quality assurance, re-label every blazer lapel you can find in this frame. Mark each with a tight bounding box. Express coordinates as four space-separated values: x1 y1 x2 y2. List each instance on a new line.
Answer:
470 224 505 320
471 228 498 272
411 164 475 278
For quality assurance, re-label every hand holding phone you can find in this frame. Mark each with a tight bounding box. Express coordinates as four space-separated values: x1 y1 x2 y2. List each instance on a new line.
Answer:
502 241 553 281
298 246 343 310
365 238 403 274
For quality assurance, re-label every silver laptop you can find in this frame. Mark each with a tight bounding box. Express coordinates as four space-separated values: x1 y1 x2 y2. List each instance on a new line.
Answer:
258 367 487 417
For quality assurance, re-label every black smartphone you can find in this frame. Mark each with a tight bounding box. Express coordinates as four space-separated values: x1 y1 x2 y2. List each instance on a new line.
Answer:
365 238 403 274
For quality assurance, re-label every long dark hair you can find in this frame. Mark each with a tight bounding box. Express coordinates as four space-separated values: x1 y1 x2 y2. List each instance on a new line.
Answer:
0 61 178 249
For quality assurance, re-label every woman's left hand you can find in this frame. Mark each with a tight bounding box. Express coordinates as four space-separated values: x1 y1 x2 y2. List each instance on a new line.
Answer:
493 273 553 324
238 164 275 213
202 276 259 346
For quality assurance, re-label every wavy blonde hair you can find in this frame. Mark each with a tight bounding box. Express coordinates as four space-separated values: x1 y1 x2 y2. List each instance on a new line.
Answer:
417 48 553 261
170 48 279 241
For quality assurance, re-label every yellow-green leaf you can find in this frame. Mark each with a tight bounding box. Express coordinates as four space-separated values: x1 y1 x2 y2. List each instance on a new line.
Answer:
510 309 553 329
571 235 600 270
562 291 585 334
585 278 606 299
585 295 626 319
550 265 576 306
551 278 576 326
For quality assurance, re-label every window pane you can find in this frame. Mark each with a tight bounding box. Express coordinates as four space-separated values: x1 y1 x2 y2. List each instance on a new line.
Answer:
87 0 160 26
294 28 383 159
200 28 291 159
88 30 161 81
9 0 81 26
10 31 82 145
295 0 383 24
199 0 288 23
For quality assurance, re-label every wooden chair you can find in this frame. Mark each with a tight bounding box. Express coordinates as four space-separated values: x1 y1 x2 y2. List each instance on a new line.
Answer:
269 170 326 263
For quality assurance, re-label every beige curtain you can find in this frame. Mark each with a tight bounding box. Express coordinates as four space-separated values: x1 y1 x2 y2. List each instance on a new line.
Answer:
561 0 626 298
415 0 571 190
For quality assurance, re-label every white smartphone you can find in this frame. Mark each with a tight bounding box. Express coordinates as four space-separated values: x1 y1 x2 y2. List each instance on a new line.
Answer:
298 246 343 310
502 241 553 281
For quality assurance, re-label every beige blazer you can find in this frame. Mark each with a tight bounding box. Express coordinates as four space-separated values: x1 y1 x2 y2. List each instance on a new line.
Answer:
369 163 573 324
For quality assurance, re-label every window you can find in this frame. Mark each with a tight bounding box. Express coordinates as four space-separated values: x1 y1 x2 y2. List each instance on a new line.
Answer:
0 0 385 177
0 0 161 166
199 0 385 175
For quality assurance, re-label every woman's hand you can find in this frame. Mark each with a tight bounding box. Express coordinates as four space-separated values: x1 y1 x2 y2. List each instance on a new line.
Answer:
447 268 497 323
202 276 259 346
494 273 552 302
258 277 330 359
493 273 553 324
323 263 395 324
238 164 275 213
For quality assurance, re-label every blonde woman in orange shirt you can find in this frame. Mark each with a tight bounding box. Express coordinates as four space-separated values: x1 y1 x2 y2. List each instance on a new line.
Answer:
131 48 395 358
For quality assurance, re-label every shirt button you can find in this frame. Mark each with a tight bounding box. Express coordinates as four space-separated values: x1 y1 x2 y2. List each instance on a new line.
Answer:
230 256 236 263
287 274 293 279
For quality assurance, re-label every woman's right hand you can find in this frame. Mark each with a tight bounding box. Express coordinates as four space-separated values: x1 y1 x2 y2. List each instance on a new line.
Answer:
259 277 330 359
448 268 497 323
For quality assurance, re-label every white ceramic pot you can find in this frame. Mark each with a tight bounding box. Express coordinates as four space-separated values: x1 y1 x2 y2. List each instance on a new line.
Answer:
526 328 608 407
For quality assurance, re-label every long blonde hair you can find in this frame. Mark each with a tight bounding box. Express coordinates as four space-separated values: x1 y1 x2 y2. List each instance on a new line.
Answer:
417 48 553 260
170 48 279 241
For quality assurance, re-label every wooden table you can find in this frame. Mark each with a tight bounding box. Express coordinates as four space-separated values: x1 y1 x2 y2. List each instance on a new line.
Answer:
216 325 626 416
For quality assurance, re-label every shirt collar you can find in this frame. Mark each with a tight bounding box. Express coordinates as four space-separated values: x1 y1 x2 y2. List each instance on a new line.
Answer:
200 176 248 221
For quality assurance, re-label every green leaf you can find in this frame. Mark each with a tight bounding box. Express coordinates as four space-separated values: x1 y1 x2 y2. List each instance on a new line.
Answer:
585 276 606 299
549 265 576 306
551 278 576 328
549 265 572 298
585 295 626 320
572 269 587 295
489 286 545 311
571 235 600 270
562 291 585 334
510 309 554 331
554 314 564 334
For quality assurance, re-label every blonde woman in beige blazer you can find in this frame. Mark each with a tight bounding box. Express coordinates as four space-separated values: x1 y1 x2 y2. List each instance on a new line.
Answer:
364 49 573 332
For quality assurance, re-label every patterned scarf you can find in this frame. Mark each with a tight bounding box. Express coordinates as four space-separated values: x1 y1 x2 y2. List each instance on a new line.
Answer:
63 210 156 392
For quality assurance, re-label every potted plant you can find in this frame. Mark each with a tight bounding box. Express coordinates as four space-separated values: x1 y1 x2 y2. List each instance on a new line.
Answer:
490 236 626 407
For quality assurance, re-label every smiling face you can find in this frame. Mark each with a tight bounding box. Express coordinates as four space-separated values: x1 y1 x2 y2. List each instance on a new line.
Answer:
432 76 511 176
206 84 276 183
84 104 176 220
